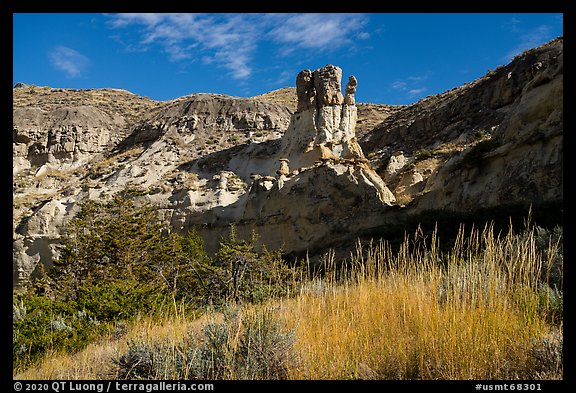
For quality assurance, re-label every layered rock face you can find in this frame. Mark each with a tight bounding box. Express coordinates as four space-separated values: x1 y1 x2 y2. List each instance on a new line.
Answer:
12 93 293 287
13 38 563 287
120 94 291 147
13 86 159 177
13 102 136 286
13 65 395 284
360 37 563 214
13 88 159 286
13 106 126 175
413 48 563 213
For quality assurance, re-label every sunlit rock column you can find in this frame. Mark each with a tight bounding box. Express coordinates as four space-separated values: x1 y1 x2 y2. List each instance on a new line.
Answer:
279 64 366 168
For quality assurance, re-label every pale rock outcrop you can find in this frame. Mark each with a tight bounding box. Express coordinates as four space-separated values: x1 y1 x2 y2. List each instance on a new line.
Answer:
279 65 384 173
13 106 126 175
13 198 77 286
276 64 394 200
13 38 563 286
215 65 396 254
276 158 290 188
236 161 394 254
384 152 408 180
296 70 315 112
314 65 344 106
276 158 290 176
344 76 358 105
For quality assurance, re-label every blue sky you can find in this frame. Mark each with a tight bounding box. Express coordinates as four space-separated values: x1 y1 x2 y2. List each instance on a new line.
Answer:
13 13 563 105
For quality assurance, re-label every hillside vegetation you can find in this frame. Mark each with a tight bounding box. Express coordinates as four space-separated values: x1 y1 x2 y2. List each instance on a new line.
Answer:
14 198 563 380
13 38 563 381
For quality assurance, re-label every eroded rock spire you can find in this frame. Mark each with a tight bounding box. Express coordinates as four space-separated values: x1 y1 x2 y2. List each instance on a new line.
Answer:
344 76 357 105
274 64 396 204
280 64 364 168
296 69 315 112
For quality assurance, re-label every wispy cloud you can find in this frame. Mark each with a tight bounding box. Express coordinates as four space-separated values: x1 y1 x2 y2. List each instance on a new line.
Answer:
357 31 370 40
391 81 407 90
408 88 427 97
267 13 367 54
504 25 553 61
106 13 369 81
503 17 559 62
49 46 89 77
504 16 522 33
108 13 258 80
274 70 293 85
391 73 429 100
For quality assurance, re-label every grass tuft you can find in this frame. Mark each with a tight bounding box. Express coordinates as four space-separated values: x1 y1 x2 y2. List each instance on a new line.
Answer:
16 222 562 380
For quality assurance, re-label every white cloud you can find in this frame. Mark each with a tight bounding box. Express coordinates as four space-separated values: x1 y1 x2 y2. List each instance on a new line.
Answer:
49 46 89 77
107 13 166 28
503 23 555 62
391 81 407 90
391 73 429 100
267 13 367 51
408 88 427 97
106 13 368 81
271 70 293 86
107 13 259 80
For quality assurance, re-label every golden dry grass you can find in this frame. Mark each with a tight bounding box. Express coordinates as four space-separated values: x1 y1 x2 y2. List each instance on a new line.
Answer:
251 87 297 111
281 271 547 379
15 223 562 380
14 314 205 380
280 225 560 379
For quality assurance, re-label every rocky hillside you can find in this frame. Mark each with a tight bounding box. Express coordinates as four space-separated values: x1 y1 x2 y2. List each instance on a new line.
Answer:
13 37 563 287
13 87 157 175
360 37 563 214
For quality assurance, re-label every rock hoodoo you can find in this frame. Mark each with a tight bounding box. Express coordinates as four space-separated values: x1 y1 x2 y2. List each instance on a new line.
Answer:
272 65 394 203
13 38 563 286
279 64 379 173
344 76 358 105
234 65 396 254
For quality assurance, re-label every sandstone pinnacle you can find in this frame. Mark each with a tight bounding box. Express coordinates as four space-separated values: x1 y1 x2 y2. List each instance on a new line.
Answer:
313 64 344 106
296 69 315 112
280 64 364 169
12 38 563 286
345 76 358 105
